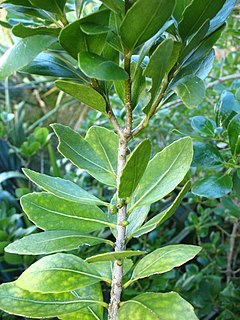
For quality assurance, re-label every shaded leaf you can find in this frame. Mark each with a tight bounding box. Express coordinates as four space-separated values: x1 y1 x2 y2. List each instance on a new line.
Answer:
119 140 151 198
191 116 215 136
192 174 233 198
0 35 56 80
55 81 107 113
228 114 240 157
78 52 128 81
29 0 67 14
174 76 205 108
100 0 124 14
192 142 223 168
80 9 111 35
12 23 60 38
120 0 175 50
23 168 107 206
5 230 113 255
21 192 113 233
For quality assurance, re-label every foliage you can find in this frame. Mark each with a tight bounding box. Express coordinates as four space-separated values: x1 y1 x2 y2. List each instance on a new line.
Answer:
0 0 238 320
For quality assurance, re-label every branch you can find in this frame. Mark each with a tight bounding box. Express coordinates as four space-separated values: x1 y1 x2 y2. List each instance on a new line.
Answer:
207 73 240 89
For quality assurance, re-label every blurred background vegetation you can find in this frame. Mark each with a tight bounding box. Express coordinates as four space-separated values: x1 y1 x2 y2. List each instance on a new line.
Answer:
0 1 239 319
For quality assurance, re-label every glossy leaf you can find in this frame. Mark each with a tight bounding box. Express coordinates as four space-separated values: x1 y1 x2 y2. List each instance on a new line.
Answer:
192 174 233 198
55 81 107 113
23 168 107 206
21 53 80 78
127 245 201 285
21 193 113 232
29 0 67 14
118 292 198 320
120 0 175 50
178 0 226 40
59 283 104 320
128 137 193 212
119 140 151 198
228 114 240 157
5 230 113 255
52 124 118 186
131 181 191 238
0 35 56 80
100 0 124 13
192 142 223 168
0 282 105 318
17 253 107 293
78 52 128 81
191 116 215 136
12 23 60 38
174 76 205 108
80 9 111 35
86 251 146 263
216 91 240 128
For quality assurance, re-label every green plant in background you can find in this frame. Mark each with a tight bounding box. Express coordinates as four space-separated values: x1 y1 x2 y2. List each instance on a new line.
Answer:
0 0 237 319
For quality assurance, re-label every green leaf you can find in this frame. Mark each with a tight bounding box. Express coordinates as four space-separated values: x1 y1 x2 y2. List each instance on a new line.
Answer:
0 171 25 184
192 142 223 168
23 168 107 206
100 0 124 14
5 230 113 255
128 137 193 212
16 253 107 293
191 116 215 136
119 140 151 198
192 174 233 198
0 35 56 80
90 259 133 280
80 9 111 35
59 283 104 320
52 124 118 187
117 292 198 320
55 81 107 113
21 192 113 232
216 91 239 129
29 0 67 14
86 251 146 263
20 53 80 78
228 114 240 157
0 282 106 318
173 76 205 108
59 20 107 59
12 23 60 38
173 0 193 22
78 52 128 81
209 0 236 34
126 245 201 285
178 0 226 41
131 181 191 238
120 0 175 51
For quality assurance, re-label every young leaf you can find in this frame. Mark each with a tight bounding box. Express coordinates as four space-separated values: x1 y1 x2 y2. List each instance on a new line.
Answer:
118 292 198 320
55 81 107 113
52 124 118 187
0 35 56 80
128 137 193 212
78 52 128 81
120 0 175 51
16 253 108 293
131 181 191 238
21 193 113 233
86 251 146 263
125 245 201 285
21 53 80 78
23 168 107 206
29 0 67 14
192 174 233 198
59 283 104 320
178 0 226 41
119 140 151 198
0 282 106 318
173 76 205 108
5 230 113 255
228 114 240 157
